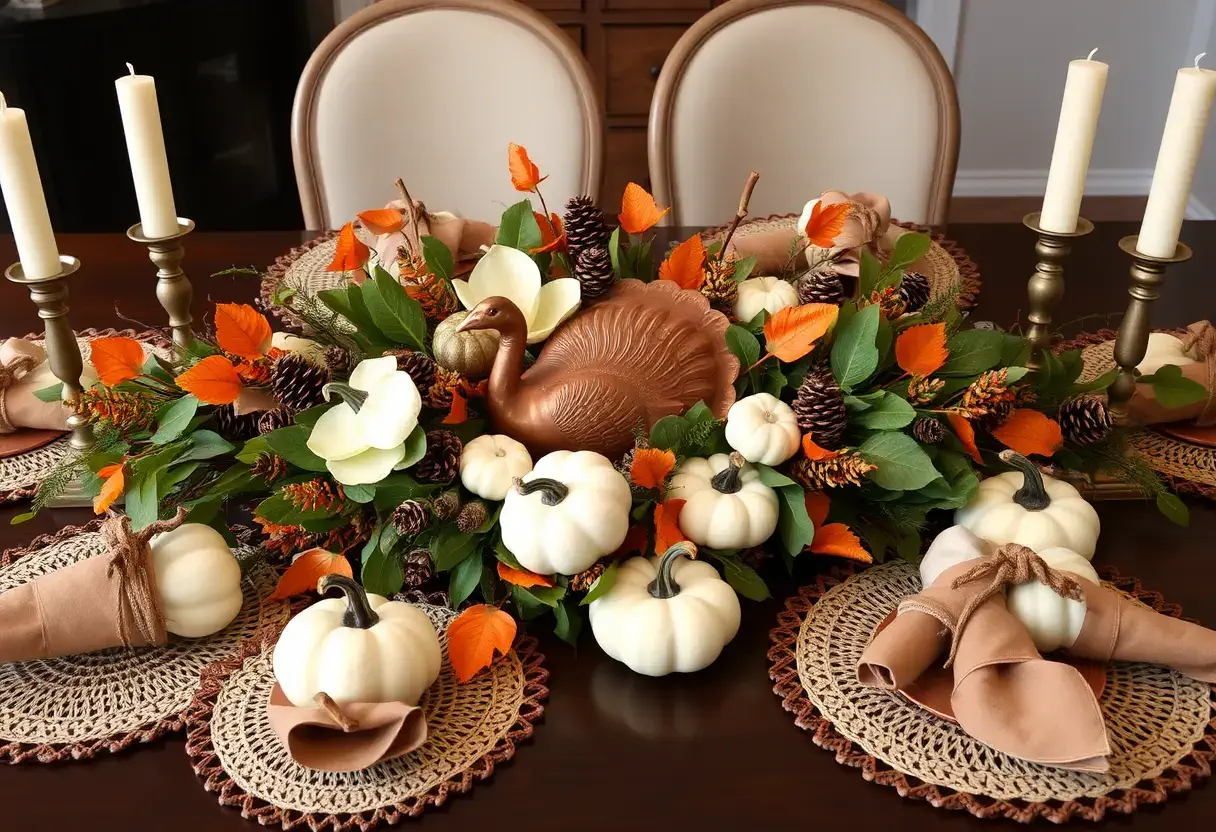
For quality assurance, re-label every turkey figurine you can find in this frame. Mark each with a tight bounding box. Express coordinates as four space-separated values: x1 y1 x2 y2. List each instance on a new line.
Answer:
457 279 739 458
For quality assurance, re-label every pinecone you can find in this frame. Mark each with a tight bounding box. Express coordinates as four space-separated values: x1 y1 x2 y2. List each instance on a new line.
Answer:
961 369 1015 430
1059 395 1113 445
907 376 945 405
258 408 294 435
430 489 461 522
403 272 460 319
391 499 430 537
401 549 434 588
76 386 155 433
868 286 907 319
320 511 374 554
574 245 615 300
426 366 465 410
792 365 848 450
570 561 606 592
213 403 261 441
456 500 488 533
912 415 948 445
700 256 739 310
416 429 462 483
563 195 609 257
281 478 345 512
898 270 931 313
271 352 331 412
386 348 437 393
250 451 288 484
791 452 876 490
797 269 845 306
323 345 354 378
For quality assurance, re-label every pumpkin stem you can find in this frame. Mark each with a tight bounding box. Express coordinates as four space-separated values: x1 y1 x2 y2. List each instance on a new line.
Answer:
513 476 569 506
322 381 368 413
317 574 380 629
648 541 696 599
710 452 747 494
1000 450 1051 511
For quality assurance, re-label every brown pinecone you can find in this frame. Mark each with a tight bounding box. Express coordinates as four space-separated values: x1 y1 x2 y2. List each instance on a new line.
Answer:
792 365 847 450
430 489 461 522
912 415 948 445
320 511 374 554
258 407 294 435
75 386 155 433
323 345 354 378
797 269 845 306
563 195 609 257
401 548 434 588
898 270 931 313
961 369 1015 430
456 500 488 533
250 451 288 484
700 256 739 310
867 285 907 319
1059 395 1113 445
569 561 606 592
416 429 462 483
386 348 437 393
391 499 430 537
271 352 331 412
574 245 615 300
426 366 465 410
213 403 261 441
790 452 876 490
281 478 345 512
907 375 945 405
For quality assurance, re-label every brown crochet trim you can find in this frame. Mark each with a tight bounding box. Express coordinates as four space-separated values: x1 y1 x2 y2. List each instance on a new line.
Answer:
768 563 1216 823
260 230 340 332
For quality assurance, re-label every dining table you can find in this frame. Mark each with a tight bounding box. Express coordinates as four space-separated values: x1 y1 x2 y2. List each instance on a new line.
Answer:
2 220 1215 831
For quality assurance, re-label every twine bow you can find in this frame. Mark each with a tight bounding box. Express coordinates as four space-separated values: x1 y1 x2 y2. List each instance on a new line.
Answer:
943 543 1084 668
0 352 39 433
99 506 187 648
1180 321 1216 426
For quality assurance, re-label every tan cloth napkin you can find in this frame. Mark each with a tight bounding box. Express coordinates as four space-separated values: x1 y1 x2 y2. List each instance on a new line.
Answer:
373 199 497 271
0 338 85 434
1126 321 1216 426
267 684 427 772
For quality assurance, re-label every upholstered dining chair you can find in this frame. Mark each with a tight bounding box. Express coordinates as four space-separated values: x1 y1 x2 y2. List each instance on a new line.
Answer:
648 0 958 226
293 0 602 229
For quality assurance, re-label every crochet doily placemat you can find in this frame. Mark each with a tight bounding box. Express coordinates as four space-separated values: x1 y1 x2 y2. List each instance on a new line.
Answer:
0 328 172 503
261 230 343 332
768 561 1216 822
0 521 289 763
184 603 548 832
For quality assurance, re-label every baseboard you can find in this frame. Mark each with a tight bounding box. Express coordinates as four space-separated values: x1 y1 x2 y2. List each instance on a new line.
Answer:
954 168 1214 220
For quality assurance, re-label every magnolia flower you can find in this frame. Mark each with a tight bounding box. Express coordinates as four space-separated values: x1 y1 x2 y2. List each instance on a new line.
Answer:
306 356 422 485
797 190 891 274
271 332 325 364
452 245 580 344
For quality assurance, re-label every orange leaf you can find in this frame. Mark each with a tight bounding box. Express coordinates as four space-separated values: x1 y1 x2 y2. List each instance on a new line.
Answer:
619 182 669 234
90 336 145 386
443 388 469 425
325 222 370 272
653 498 688 554
763 303 839 363
802 434 839 460
93 463 125 514
496 562 556 589
811 523 872 563
895 323 948 377
357 207 404 236
176 355 243 405
268 548 353 600
946 412 982 464
991 409 1064 458
610 524 648 559
804 200 851 248
447 604 517 683
658 234 706 290
215 303 272 360
530 212 566 254
804 491 830 527
630 447 676 489
508 143 545 192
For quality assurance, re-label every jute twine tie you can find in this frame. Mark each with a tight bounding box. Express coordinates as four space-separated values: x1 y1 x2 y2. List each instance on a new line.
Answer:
944 543 1084 668
99 506 187 647
1180 321 1216 426
0 353 39 434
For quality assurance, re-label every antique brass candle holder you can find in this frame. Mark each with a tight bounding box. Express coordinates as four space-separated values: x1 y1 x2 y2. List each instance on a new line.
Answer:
127 217 197 348
1023 212 1094 368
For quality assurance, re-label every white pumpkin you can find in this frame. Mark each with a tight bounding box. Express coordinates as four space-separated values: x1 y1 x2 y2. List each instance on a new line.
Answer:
669 452 779 549
501 450 631 575
733 276 799 323
724 393 800 465
149 522 243 638
459 434 532 501
919 524 996 587
272 575 441 707
955 451 1100 559
1137 332 1191 375
1007 546 1099 652
589 541 741 676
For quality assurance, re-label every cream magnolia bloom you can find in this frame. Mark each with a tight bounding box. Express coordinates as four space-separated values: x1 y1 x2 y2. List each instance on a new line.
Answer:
306 356 422 485
452 245 580 344
271 331 325 363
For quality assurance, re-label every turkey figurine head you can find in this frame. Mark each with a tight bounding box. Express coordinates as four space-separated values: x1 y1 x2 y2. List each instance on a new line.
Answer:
456 296 526 341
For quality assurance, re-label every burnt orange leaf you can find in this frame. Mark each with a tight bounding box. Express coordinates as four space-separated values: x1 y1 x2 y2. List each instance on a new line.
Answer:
610 524 648 559
630 447 676 489
496 562 556 589
508 143 545 192
268 548 353 600
215 303 272 360
653 498 688 554
619 182 669 234
811 524 872 563
356 207 404 236
763 303 839 363
447 604 517 683
804 200 851 248
325 222 370 272
90 337 145 386
442 388 469 425
804 491 830 527
991 409 1064 458
658 234 706 290
895 323 948 377
175 354 243 405
946 412 982 464
802 433 839 460
530 212 565 254
93 463 125 514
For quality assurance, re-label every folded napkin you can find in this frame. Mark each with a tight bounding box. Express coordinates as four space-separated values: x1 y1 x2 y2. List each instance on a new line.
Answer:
0 338 97 434
1125 321 1216 426
373 197 497 276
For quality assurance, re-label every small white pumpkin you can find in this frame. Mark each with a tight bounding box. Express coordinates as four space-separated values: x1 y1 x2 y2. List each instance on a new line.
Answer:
1137 332 1191 375
724 393 801 465
1007 546 1099 652
589 541 741 676
669 452 779 549
149 522 243 638
733 276 799 323
955 451 1100 559
501 450 631 575
919 524 995 587
459 434 532 501
272 575 441 708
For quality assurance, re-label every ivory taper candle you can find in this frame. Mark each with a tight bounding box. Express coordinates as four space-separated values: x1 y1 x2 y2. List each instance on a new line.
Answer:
1040 49 1108 233
0 94 61 279
115 63 178 238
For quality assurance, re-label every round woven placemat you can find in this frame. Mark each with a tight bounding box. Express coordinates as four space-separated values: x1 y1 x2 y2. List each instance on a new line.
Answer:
0 521 289 763
184 602 548 832
261 230 342 332
768 561 1216 822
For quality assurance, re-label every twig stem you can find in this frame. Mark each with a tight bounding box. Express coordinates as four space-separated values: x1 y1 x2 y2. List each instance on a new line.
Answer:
314 691 360 732
716 171 760 264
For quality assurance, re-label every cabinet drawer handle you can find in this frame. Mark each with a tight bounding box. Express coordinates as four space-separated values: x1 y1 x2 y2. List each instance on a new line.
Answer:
649 64 661 79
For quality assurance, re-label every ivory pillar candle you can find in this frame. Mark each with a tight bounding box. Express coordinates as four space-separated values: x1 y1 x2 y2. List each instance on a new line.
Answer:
1137 57 1216 258
0 94 62 279
1040 50 1108 233
115 64 178 238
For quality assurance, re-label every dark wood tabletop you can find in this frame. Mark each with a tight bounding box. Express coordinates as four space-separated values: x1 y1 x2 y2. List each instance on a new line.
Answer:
2 222 1215 830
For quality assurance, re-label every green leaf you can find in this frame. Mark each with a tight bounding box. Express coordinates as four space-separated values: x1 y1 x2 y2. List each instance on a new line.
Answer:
785 358 813 390
379 523 400 555
776 484 815 556
608 227 622 277
731 254 758 284
318 285 389 345
33 382 63 402
209 464 260 499
235 435 269 464
761 363 787 397
521 584 566 608
151 396 199 444
398 424 427 469
649 415 689 451
1138 364 1209 409
1070 367 1118 395
493 538 524 570
684 401 714 423
142 353 177 385
553 598 582 645
496 200 544 253
363 267 429 351
896 527 923 562
179 430 235 462
421 235 454 282
125 470 160 531
364 529 406 596
293 404 329 429
578 561 621 605
710 553 770 601
511 586 551 620
264 425 328 472
830 303 880 390
10 510 36 525
940 329 1005 376
853 392 915 430
252 492 333 524
158 461 200 494
1003 366 1030 384
725 324 761 367
858 247 882 296
449 552 484 607
755 464 798 488
1156 492 1189 526
858 431 940 490
343 483 376 503
885 232 931 274
372 473 438 510
431 527 479 571
1001 334 1032 367
844 394 873 411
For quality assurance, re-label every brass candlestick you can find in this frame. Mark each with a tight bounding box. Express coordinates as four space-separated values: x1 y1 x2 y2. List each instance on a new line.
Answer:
1106 235 1194 425
127 217 197 348
1023 212 1094 368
